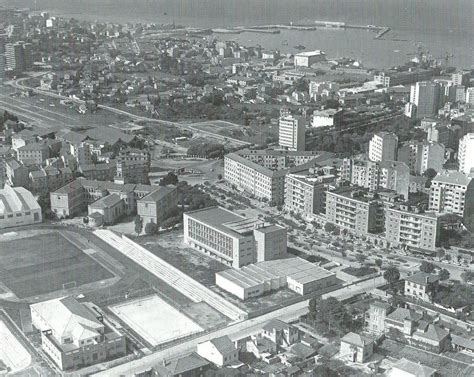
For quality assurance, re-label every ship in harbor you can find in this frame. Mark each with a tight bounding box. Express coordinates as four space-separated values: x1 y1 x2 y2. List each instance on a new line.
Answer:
294 45 306 50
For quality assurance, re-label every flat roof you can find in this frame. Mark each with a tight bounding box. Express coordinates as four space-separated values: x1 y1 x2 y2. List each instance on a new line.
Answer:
295 50 325 57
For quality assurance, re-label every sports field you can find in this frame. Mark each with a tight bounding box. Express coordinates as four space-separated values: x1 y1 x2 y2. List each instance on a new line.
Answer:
110 295 203 347
0 319 31 373
0 232 113 298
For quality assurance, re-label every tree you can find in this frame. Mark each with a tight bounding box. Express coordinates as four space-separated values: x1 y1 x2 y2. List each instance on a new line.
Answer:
419 261 435 273
423 168 437 179
355 254 367 266
144 222 158 235
134 215 143 235
383 266 400 285
436 249 445 259
217 173 223 181
439 268 450 281
324 222 337 234
159 172 178 186
375 258 383 269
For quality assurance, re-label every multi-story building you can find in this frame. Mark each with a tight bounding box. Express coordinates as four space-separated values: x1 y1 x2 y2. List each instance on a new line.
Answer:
0 185 42 229
197 336 239 368
294 50 326 67
254 224 287 262
50 178 159 219
398 141 445 175
114 148 150 184
466 87 474 106
347 159 380 191
278 115 306 151
312 109 343 129
368 132 398 162
385 203 440 251
78 162 116 181
452 71 470 87
136 185 178 226
285 167 336 217
458 133 474 175
429 171 474 227
183 206 287 268
224 149 334 205
409 81 441 119
325 187 384 235
29 166 72 196
379 160 410 200
30 296 126 370
5 158 29 187
5 41 31 73
404 272 440 302
70 142 93 167
17 142 50 165
374 69 433 87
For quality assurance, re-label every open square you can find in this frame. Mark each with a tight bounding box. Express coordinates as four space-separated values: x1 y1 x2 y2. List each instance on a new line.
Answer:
109 295 203 346
0 231 113 298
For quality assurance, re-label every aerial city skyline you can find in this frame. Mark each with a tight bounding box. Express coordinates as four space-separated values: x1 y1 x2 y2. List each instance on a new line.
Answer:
0 1 472 376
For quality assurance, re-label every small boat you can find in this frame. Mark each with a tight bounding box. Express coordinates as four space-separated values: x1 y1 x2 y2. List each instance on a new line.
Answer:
294 44 306 50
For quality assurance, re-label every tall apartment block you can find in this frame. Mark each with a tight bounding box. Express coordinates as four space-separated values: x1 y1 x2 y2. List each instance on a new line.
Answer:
398 141 445 175
458 133 474 175
385 204 440 251
409 81 441 119
5 41 31 74
429 171 474 228
285 167 336 217
368 132 398 162
278 115 306 151
114 148 150 184
452 71 471 87
325 187 384 235
0 33 6 81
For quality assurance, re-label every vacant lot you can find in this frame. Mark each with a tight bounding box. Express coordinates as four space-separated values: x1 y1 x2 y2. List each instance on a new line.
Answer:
0 232 113 298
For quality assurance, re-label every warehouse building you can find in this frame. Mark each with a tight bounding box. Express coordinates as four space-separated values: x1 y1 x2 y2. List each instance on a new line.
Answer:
215 257 337 300
184 206 287 268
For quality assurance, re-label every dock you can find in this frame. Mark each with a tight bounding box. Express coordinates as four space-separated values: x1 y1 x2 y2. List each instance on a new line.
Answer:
374 27 391 39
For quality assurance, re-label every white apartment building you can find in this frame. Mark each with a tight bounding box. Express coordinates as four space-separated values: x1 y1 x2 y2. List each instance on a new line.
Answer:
385 205 440 251
458 133 474 175
368 132 398 162
429 170 474 222
278 115 306 151
466 87 474 106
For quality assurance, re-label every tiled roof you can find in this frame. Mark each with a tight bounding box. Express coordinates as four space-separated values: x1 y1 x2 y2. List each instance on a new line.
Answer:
89 193 123 209
415 324 449 342
30 296 103 341
386 308 423 323
138 186 176 203
262 319 291 332
341 332 373 347
209 336 235 354
391 358 437 377
405 272 440 285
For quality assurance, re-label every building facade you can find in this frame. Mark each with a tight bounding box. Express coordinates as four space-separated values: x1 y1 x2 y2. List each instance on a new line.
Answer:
458 133 474 175
368 132 398 162
30 297 126 370
278 115 306 151
137 185 178 226
385 205 440 251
